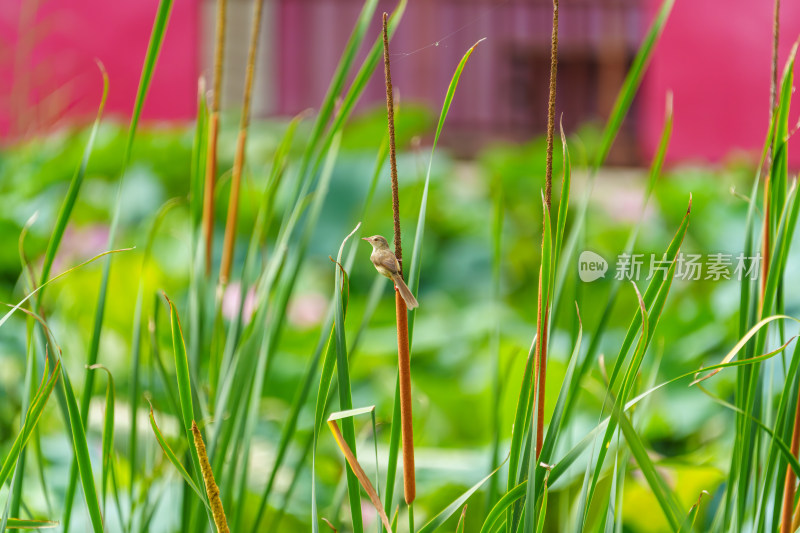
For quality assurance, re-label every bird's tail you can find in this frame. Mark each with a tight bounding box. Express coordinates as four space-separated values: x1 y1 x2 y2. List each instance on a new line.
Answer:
392 274 419 309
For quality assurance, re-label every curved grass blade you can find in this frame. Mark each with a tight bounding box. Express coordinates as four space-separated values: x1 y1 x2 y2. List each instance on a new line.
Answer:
0 249 131 331
416 457 507 533
0 360 60 488
327 407 391 532
5 518 58 530
38 61 109 297
147 405 210 508
481 482 527 533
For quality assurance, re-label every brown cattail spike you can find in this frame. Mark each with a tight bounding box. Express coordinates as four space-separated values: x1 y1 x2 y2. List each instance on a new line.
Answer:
192 421 229 533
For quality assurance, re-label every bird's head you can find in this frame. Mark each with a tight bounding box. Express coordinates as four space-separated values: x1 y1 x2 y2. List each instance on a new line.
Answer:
362 235 390 250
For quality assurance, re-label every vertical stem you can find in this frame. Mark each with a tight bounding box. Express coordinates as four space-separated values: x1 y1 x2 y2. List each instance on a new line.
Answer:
395 291 416 504
219 0 265 284
762 0 780 300
782 393 800 533
203 114 219 274
383 13 402 272
383 12 415 504
535 0 558 458
202 0 228 275
543 0 559 208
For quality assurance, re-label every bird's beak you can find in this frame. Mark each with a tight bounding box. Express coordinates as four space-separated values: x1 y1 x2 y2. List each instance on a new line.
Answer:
361 237 369 241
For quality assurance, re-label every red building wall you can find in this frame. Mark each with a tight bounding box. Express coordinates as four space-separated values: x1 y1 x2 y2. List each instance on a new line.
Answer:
641 0 800 166
0 0 199 139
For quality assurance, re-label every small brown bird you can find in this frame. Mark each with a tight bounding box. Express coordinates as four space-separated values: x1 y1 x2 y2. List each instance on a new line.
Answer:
362 235 419 309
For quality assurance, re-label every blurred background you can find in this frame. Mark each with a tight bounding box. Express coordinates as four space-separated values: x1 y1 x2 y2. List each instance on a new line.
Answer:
1 0 800 531
2 0 799 163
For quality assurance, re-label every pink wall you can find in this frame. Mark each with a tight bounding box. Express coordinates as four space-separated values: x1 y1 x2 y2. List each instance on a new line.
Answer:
0 0 199 139
642 0 800 167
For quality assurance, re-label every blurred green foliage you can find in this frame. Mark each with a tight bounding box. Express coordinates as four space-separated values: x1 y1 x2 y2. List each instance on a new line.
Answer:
0 104 780 531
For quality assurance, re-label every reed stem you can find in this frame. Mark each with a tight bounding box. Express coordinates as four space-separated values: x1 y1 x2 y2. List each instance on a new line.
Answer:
534 0 559 458
202 0 228 275
219 0 265 284
383 11 415 504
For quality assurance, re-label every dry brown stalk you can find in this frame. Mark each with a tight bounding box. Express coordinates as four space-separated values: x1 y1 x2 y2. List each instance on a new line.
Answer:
383 11 416 504
202 0 228 275
219 0 265 284
534 0 559 459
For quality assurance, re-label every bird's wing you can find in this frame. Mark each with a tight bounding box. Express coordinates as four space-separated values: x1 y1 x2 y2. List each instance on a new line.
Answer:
379 253 401 275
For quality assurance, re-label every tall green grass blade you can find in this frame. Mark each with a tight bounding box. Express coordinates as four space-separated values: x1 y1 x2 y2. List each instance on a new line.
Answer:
63 1 176 527
534 306 582 502
505 339 536 530
190 77 208 230
311 224 358 533
163 295 207 502
523 196 552 533
594 0 674 169
610 289 680 530
60 363 104 533
234 133 342 532
552 123 571 280
407 38 484 302
332 224 363 533
86 365 115 515
535 473 548 533
487 174 504 506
